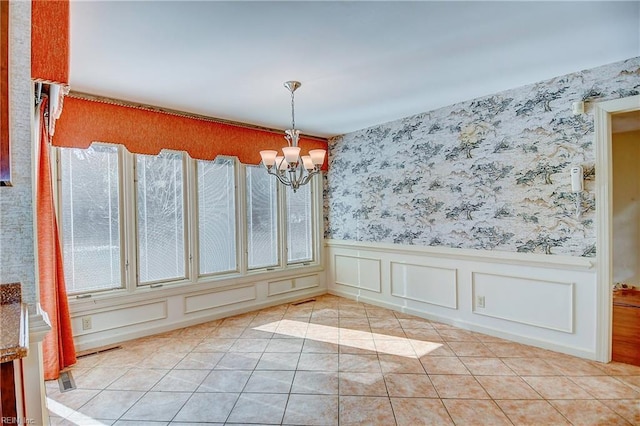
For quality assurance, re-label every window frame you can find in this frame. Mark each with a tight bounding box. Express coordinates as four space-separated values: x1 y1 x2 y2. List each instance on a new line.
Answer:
55 143 128 296
244 163 281 273
193 156 242 279
53 145 323 302
133 150 191 288
284 181 316 266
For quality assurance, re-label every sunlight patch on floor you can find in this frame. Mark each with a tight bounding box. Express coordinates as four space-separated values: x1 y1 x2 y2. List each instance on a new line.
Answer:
47 398 109 426
253 319 442 358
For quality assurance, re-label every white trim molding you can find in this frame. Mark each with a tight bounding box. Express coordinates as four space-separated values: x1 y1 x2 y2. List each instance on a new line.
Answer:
327 239 595 271
593 94 640 362
25 304 52 426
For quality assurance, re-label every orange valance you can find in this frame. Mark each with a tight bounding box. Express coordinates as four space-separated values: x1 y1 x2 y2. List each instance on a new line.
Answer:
53 96 328 168
32 0 70 85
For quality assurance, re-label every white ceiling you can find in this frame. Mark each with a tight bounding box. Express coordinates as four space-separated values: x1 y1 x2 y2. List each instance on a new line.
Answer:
70 1 640 138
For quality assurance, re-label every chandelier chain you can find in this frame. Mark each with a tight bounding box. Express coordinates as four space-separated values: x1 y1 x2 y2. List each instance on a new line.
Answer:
290 88 296 130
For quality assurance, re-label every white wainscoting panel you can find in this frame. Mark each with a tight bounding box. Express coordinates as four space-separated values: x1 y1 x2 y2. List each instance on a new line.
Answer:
71 270 327 351
390 262 457 309
268 274 320 297
72 300 167 335
334 254 381 292
472 272 574 333
184 285 257 314
326 239 597 359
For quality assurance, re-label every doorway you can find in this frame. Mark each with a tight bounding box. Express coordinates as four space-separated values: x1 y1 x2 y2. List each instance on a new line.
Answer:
594 95 640 363
610 110 640 365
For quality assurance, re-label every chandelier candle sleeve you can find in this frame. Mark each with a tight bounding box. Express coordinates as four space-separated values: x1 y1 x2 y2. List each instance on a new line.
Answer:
260 150 278 167
301 155 314 171
259 81 326 192
309 149 326 165
282 146 301 164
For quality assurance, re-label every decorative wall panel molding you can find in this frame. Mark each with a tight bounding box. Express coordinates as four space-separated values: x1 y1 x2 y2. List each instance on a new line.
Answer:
268 274 320 297
390 261 457 309
184 285 256 314
72 300 167 335
472 272 574 333
334 254 381 292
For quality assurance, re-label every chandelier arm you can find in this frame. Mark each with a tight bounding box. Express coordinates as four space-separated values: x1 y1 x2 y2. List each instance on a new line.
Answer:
266 167 293 187
296 168 318 188
298 174 312 188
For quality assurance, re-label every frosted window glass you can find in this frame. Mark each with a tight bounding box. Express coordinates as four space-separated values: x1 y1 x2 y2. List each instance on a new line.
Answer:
136 152 185 283
197 158 237 275
60 145 122 294
246 165 278 269
286 184 313 263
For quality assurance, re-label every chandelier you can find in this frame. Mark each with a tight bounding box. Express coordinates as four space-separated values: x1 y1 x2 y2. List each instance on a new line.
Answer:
259 81 326 192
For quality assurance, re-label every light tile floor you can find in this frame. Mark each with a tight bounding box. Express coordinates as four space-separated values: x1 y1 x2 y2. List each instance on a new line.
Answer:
46 295 640 425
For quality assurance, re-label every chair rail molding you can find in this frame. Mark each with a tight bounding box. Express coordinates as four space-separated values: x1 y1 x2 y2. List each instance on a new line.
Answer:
325 239 595 270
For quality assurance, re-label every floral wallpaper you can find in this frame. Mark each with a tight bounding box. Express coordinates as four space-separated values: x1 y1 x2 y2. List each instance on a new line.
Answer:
325 57 640 257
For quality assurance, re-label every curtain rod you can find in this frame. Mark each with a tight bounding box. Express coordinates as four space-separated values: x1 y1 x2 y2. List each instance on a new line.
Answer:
68 91 328 142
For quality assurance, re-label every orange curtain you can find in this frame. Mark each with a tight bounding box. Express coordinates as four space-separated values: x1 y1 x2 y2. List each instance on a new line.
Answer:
31 0 70 85
53 96 329 170
37 98 76 380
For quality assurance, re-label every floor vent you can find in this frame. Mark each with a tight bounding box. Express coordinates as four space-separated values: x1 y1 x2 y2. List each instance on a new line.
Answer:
76 345 123 359
58 371 76 393
291 298 316 306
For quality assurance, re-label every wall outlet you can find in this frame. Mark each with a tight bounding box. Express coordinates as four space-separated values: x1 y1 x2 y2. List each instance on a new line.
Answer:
476 296 485 309
81 316 92 331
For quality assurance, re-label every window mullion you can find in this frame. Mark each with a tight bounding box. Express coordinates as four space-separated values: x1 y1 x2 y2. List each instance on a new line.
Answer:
278 180 287 269
123 149 137 292
186 156 197 282
237 161 248 276
182 154 192 282
313 175 323 266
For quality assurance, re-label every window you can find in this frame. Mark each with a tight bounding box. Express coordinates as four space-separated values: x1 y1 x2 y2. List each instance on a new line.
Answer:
136 151 186 284
56 146 320 298
246 165 279 269
59 145 122 294
286 184 313 263
197 157 237 275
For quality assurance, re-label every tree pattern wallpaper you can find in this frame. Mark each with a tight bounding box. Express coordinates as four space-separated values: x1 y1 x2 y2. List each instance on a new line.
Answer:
325 57 640 257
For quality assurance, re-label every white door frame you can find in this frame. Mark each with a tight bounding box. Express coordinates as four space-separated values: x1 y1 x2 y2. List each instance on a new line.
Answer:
594 94 640 362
